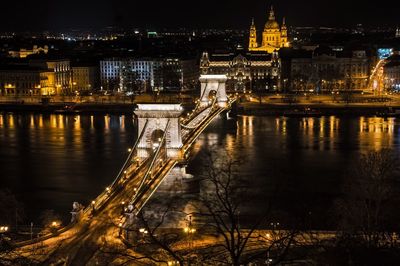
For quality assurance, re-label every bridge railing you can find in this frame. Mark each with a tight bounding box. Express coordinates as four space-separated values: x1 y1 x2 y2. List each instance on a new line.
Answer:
181 96 218 131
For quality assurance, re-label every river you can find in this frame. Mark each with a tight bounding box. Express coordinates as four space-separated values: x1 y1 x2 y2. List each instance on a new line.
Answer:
0 113 398 228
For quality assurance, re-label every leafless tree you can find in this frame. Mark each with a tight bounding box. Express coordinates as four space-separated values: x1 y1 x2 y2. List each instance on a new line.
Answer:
194 147 298 266
335 149 400 248
100 194 193 266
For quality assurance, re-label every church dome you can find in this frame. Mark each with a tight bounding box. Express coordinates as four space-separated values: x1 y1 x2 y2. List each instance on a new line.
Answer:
265 20 280 30
264 6 280 30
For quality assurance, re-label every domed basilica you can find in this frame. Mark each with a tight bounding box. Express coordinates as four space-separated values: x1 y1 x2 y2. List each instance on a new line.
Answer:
248 6 290 53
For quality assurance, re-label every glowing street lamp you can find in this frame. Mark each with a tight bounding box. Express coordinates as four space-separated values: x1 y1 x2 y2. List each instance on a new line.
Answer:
50 221 60 231
91 200 96 213
270 222 280 230
184 215 196 248
139 228 148 241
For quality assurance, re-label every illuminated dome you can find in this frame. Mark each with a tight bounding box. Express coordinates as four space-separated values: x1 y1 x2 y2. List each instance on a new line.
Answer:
265 20 280 30
264 6 279 30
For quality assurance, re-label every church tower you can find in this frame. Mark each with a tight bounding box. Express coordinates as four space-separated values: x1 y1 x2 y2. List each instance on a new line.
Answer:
281 17 288 47
249 18 258 50
396 27 400 38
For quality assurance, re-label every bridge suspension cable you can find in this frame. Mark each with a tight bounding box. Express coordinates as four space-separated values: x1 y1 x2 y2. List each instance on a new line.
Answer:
82 119 150 215
129 119 171 209
109 118 149 190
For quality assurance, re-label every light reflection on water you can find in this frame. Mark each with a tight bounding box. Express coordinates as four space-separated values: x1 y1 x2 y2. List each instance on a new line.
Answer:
187 115 400 227
0 113 135 223
1 113 400 225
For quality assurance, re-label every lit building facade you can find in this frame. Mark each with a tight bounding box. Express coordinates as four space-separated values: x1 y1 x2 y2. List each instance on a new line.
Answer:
200 48 281 92
29 59 72 95
100 58 125 91
290 48 370 92
249 6 289 54
72 66 99 93
0 67 49 96
8 45 49 58
100 57 198 93
384 55 400 90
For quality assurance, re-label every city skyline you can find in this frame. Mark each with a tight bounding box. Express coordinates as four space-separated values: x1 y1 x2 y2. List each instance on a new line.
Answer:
1 0 400 31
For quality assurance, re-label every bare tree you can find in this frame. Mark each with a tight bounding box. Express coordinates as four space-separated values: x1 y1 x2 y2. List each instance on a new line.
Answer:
335 149 400 248
195 147 298 266
99 194 193 266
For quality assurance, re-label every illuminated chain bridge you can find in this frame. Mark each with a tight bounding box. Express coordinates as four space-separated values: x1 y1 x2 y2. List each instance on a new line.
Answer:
9 74 237 264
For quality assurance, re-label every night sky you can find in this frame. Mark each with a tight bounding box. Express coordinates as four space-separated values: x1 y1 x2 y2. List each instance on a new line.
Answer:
1 0 399 31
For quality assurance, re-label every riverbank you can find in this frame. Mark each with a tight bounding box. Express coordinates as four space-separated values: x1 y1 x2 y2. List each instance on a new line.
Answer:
1 96 400 116
0 93 195 114
0 102 197 114
0 102 135 114
0 102 398 116
237 102 400 116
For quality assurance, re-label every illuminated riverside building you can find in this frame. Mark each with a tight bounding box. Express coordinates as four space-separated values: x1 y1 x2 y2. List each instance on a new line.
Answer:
384 54 400 90
29 59 72 95
289 47 370 92
200 47 281 92
100 57 198 93
248 6 290 53
72 65 99 93
0 66 51 96
199 6 288 92
0 57 72 96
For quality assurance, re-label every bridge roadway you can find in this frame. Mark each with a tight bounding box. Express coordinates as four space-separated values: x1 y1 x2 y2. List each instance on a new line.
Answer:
10 102 233 264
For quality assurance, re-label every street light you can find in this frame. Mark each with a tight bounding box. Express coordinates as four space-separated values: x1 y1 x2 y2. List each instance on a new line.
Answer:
0 226 9 233
91 200 96 213
51 221 59 228
184 215 196 248
270 222 280 230
139 228 148 242
121 201 126 214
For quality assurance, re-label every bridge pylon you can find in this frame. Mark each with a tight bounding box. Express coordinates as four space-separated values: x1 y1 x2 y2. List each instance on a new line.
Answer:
199 74 228 108
134 104 183 159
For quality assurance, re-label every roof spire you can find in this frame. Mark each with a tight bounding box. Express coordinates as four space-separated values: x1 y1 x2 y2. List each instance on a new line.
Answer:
282 17 286 26
269 5 275 21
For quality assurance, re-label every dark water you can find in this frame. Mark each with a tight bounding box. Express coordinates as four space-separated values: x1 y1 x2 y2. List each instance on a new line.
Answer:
0 113 398 227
